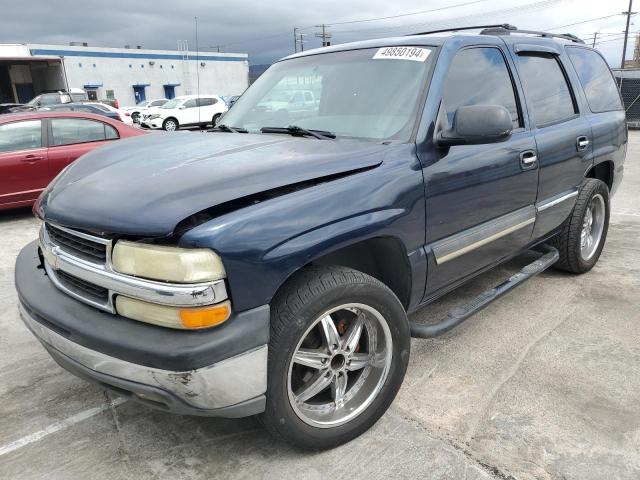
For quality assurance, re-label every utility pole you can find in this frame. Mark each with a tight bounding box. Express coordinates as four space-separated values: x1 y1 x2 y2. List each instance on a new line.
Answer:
299 33 307 51
592 31 598 48
209 45 222 52
293 27 298 53
622 0 635 68
315 24 332 46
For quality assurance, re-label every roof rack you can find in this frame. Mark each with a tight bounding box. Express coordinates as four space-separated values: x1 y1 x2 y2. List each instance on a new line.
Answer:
409 24 585 44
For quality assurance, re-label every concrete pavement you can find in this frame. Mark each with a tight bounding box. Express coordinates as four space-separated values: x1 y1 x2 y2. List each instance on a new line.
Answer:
1 133 638 480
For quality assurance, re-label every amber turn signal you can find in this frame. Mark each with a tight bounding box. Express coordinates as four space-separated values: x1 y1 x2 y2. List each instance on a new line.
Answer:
180 302 231 329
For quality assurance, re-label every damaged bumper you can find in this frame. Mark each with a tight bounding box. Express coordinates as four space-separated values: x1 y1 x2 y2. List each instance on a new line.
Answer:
15 241 269 417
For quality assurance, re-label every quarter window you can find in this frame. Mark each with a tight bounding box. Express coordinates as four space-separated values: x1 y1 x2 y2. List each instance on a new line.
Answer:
0 120 42 153
197 98 215 107
51 118 117 146
567 47 622 112
517 54 577 127
443 47 521 129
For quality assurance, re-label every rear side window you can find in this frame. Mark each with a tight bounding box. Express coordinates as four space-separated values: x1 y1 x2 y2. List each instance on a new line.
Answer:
443 47 521 129
517 54 577 127
197 98 215 106
51 118 117 146
567 47 622 112
0 120 42 153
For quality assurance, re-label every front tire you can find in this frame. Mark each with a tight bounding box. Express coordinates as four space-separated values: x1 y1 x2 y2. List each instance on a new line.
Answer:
550 178 610 273
163 118 178 131
261 266 410 450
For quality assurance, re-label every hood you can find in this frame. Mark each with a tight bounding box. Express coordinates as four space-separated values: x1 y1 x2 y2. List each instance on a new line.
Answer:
39 132 388 237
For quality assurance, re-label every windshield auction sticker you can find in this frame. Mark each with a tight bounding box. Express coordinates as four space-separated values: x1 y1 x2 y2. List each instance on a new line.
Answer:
373 47 430 62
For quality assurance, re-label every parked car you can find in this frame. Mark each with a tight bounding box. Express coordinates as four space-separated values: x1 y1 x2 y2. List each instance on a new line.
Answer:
0 112 145 210
121 98 168 124
0 103 23 115
98 98 120 109
140 94 228 130
9 89 88 113
16 26 625 450
40 102 125 123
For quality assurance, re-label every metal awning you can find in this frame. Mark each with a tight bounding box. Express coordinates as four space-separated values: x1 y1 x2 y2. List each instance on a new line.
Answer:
163 83 181 87
132 83 150 87
83 83 103 88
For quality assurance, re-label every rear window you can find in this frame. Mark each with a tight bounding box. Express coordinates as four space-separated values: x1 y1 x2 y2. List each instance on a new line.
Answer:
51 118 118 146
567 47 622 113
517 54 577 127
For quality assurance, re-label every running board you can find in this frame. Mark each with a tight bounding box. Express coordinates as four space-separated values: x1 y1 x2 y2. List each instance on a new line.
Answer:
410 245 559 338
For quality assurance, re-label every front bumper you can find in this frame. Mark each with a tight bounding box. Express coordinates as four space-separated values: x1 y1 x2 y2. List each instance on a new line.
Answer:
140 118 163 129
16 241 269 417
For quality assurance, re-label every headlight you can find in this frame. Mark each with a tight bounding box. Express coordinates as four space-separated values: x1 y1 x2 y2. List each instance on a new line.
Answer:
116 296 231 329
112 241 226 283
147 114 160 120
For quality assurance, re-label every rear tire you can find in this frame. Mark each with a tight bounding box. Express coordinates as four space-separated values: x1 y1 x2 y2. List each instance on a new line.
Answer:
212 113 221 127
131 112 140 123
550 178 610 273
163 118 178 131
261 266 410 450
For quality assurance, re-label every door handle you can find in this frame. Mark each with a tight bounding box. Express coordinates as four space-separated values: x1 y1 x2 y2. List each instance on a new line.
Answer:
520 150 537 169
576 136 589 151
21 154 44 163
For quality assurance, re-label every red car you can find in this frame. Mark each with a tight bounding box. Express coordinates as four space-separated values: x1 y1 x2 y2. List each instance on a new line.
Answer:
0 112 146 210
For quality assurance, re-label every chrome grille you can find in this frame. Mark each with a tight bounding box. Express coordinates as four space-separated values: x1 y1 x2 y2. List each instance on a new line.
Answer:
39 222 228 314
46 223 107 263
56 270 109 304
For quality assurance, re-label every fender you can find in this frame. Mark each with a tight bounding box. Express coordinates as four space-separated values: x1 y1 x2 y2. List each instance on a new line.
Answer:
179 145 427 312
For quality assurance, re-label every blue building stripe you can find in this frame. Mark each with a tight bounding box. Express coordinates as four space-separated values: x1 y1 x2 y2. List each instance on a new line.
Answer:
30 49 247 62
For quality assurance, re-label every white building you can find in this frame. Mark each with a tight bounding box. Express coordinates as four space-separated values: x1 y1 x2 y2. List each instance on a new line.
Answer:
0 43 249 107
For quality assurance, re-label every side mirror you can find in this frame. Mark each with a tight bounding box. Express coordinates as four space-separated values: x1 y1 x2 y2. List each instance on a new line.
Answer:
437 105 512 147
179 105 186 110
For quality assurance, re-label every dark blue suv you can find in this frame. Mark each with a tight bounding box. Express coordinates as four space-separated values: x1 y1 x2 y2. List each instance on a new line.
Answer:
15 25 626 449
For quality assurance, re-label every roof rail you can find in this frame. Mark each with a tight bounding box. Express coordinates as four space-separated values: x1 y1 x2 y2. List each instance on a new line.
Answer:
409 24 585 44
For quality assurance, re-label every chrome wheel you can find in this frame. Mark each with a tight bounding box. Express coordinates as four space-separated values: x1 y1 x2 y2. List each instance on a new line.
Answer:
580 193 605 261
287 303 393 428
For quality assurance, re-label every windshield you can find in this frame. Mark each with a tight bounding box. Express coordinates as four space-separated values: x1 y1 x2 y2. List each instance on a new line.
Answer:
161 98 182 109
137 100 150 107
222 47 434 141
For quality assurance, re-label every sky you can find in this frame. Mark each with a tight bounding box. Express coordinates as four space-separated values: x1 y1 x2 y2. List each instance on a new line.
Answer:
0 0 636 66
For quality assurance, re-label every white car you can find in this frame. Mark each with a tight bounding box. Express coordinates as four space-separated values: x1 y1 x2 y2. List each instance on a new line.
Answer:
121 98 168 124
140 95 228 131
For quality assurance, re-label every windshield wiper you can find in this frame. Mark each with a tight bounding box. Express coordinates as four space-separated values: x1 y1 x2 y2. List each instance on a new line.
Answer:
209 124 248 133
260 125 336 140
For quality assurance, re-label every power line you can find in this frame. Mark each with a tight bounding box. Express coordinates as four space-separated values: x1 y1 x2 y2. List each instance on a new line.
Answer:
548 14 623 31
309 0 491 27
209 0 493 49
330 0 564 36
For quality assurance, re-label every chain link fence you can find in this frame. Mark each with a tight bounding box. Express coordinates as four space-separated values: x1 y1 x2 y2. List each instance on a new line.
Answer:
613 69 640 128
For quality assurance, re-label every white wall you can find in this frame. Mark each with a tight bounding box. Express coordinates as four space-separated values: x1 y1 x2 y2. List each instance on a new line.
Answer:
27 44 249 107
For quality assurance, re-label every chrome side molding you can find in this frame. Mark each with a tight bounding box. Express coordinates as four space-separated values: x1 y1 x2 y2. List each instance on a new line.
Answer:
431 205 536 265
536 189 579 213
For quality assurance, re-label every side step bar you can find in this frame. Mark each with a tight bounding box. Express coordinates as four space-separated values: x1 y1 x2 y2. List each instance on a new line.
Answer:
410 245 559 338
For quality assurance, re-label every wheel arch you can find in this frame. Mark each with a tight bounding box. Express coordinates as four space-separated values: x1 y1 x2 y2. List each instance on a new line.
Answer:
585 160 614 191
163 117 179 128
268 232 413 311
